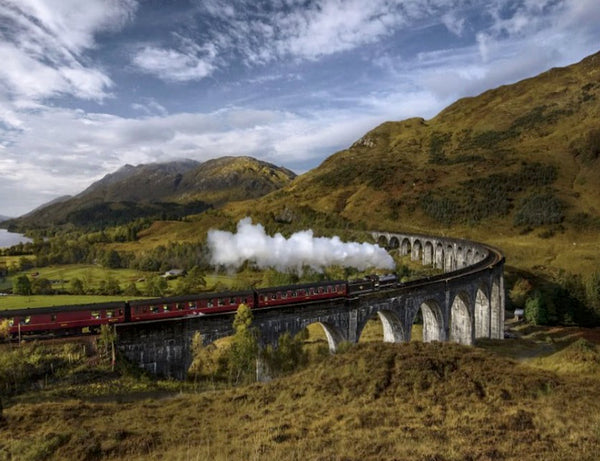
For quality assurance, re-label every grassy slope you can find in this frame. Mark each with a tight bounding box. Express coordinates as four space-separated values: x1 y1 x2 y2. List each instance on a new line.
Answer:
2 338 600 460
124 52 600 276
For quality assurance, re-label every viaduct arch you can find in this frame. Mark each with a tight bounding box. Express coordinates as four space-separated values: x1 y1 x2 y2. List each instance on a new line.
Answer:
117 231 505 379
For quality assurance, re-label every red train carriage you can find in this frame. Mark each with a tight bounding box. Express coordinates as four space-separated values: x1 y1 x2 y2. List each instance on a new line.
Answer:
128 289 256 321
0 301 127 338
256 280 347 308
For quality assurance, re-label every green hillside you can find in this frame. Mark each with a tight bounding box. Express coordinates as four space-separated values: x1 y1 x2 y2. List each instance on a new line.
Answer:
209 51 600 275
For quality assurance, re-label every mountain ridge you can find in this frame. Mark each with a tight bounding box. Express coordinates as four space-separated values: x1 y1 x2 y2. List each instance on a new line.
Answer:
7 156 296 229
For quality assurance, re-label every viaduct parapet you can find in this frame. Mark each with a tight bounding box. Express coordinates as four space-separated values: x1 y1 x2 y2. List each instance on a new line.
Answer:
117 231 505 379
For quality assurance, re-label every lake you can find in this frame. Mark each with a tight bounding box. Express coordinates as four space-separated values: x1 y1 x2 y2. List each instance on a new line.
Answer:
0 229 32 248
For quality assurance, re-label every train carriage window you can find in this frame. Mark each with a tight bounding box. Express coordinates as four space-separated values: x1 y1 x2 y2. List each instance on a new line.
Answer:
163 304 170 312
281 291 288 299
150 306 158 313
119 309 123 316
51 314 56 321
318 287 324 294
91 312 100 320
271 293 277 300
177 303 185 310
106 310 114 318
309 288 315 295
292 291 297 297
188 302 196 309
207 300 214 308
8 318 14 327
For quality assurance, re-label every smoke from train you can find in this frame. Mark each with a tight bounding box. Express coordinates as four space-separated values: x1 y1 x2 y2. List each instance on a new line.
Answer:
207 218 395 273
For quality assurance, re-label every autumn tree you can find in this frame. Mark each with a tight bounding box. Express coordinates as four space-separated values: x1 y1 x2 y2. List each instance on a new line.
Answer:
228 303 258 385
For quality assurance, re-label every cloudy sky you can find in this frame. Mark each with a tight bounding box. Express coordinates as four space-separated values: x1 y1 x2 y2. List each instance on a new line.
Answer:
0 0 599 217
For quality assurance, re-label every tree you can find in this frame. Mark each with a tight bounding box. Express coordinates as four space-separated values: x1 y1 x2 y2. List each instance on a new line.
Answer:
262 330 308 377
228 303 258 385
176 266 206 295
97 325 116 370
586 271 600 318
123 281 141 297
525 292 549 325
102 250 122 269
0 319 10 342
145 275 168 297
509 278 533 310
12 275 31 296
31 277 53 295
69 277 84 295
104 276 121 295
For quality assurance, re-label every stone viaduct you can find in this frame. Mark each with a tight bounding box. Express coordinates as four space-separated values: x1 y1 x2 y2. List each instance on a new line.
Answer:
116 231 505 379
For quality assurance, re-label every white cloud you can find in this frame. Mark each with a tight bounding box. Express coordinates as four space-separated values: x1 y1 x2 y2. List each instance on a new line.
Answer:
132 44 216 82
0 0 137 126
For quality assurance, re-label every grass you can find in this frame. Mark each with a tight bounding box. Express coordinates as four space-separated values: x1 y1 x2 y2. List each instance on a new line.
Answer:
0 295 132 310
3 335 600 460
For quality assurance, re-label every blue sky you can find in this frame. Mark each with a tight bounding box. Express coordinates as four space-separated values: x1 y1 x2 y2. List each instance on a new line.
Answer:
0 0 599 217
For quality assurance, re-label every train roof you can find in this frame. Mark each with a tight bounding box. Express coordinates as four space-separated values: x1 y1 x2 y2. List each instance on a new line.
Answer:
127 289 255 306
255 279 346 293
0 300 127 318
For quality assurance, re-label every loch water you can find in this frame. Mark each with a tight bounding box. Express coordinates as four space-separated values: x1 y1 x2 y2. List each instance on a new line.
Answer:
0 229 32 248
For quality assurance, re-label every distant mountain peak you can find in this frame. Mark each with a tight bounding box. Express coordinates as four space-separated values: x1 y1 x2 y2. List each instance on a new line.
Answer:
12 156 296 229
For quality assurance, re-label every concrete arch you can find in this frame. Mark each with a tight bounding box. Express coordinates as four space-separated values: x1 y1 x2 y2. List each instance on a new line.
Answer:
412 239 423 262
445 245 455 271
450 292 473 345
317 321 346 352
474 286 491 338
490 278 503 339
435 243 444 269
466 249 473 264
423 241 434 265
400 238 410 255
376 310 406 343
456 247 465 268
378 235 388 248
389 236 400 249
418 300 445 342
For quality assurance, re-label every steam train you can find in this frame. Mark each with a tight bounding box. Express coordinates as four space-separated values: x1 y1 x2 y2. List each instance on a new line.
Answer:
0 275 399 340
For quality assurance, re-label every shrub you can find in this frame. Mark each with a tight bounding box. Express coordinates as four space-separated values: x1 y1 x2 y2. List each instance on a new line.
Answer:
525 292 548 325
514 192 564 227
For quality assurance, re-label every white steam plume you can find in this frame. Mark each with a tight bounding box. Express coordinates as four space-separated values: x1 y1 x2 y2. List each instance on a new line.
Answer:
207 218 395 272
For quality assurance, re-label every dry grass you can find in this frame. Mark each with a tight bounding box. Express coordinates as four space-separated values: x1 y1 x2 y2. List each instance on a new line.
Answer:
3 335 600 460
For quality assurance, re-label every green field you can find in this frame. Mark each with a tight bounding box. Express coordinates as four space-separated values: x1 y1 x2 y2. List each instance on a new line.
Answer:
0 294 133 310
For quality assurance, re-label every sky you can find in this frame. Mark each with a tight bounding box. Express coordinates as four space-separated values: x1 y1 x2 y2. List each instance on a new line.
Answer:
0 0 599 217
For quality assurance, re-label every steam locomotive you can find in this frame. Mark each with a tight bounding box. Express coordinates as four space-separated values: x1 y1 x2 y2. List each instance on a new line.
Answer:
0 274 398 340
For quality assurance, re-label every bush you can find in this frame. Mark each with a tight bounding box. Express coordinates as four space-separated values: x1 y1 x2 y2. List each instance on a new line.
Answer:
525 292 548 325
514 192 564 227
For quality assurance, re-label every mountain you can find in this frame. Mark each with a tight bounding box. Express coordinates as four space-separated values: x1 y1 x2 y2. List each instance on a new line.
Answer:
74 159 200 203
9 157 296 229
225 52 600 238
